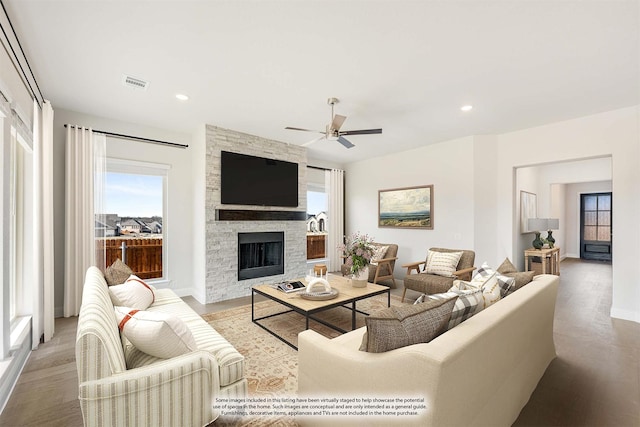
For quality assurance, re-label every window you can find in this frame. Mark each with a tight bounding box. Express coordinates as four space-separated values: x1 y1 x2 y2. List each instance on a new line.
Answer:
8 115 34 323
97 159 168 281
306 167 328 261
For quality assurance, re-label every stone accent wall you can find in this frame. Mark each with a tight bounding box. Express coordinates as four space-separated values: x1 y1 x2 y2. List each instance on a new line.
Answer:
205 125 307 303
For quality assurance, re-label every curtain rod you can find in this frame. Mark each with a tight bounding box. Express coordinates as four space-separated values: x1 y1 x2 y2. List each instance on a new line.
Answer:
307 165 334 171
0 0 45 108
64 124 189 149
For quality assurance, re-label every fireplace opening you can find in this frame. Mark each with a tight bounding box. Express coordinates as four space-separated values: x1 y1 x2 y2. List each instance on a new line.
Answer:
238 231 284 280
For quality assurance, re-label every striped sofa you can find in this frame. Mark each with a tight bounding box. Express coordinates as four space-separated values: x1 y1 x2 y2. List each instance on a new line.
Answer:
76 266 247 427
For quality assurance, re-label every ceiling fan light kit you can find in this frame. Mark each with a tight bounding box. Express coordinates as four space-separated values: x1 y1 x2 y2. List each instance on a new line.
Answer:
285 97 382 149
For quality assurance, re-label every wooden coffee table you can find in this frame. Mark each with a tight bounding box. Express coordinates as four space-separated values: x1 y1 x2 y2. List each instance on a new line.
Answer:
252 274 390 350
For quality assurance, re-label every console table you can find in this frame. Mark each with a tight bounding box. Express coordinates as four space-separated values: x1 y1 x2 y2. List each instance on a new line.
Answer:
524 247 560 275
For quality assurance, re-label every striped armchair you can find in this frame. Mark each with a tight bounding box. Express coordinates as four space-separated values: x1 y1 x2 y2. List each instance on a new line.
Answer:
76 267 246 427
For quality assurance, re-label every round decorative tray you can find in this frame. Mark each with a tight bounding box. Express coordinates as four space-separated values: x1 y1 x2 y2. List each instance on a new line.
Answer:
300 288 339 301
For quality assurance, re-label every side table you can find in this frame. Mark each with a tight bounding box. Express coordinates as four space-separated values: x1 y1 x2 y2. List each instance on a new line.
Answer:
524 247 560 275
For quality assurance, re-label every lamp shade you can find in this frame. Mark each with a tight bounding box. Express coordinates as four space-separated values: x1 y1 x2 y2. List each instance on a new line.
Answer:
547 218 559 230
528 218 549 232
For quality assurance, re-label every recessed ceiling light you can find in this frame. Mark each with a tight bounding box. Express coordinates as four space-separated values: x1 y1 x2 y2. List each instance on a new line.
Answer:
461 105 473 112
175 93 189 101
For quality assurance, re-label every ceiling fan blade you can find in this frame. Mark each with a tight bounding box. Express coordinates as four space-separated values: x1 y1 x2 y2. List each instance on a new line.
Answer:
340 128 383 136
285 126 324 133
301 135 326 147
331 114 347 131
337 136 355 149
301 135 325 147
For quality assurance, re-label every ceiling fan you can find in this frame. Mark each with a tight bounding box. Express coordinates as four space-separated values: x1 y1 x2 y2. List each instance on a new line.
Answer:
285 98 382 149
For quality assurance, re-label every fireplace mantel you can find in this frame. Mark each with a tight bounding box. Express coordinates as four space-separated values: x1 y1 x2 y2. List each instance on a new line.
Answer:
216 209 307 221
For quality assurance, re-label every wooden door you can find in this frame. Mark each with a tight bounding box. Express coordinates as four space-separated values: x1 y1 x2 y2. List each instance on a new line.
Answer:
580 192 612 261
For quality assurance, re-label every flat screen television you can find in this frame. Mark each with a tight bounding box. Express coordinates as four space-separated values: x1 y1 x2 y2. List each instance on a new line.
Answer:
220 151 299 207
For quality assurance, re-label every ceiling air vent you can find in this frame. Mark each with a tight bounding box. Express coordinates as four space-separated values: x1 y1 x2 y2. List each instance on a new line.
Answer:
122 74 149 90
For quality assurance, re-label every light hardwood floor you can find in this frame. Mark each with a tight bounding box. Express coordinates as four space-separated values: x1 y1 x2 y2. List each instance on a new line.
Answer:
0 259 638 426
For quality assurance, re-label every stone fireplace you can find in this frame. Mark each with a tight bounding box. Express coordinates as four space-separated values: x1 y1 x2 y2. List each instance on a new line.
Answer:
204 125 307 303
237 231 284 280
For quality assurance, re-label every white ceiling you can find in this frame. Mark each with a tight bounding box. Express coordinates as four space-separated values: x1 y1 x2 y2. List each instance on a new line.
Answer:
5 1 639 164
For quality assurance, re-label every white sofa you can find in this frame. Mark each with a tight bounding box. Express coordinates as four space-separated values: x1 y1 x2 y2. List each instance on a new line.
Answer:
76 266 247 427
297 274 559 426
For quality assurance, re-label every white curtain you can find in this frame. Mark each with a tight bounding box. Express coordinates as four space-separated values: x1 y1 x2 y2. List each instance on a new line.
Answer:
64 126 106 317
41 101 55 342
32 100 43 348
32 99 55 345
325 168 345 272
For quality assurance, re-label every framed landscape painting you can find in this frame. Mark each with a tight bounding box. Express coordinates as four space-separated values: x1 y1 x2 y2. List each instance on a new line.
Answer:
378 185 433 229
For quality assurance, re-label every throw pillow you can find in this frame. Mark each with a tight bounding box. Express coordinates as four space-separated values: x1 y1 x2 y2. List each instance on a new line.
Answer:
504 271 536 290
475 262 515 298
109 275 155 310
114 306 198 359
452 263 502 310
370 245 389 265
428 289 482 330
496 258 518 274
424 250 463 278
104 258 134 286
359 297 456 353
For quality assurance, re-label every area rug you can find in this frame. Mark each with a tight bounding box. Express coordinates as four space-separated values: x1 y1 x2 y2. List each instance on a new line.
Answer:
202 293 404 427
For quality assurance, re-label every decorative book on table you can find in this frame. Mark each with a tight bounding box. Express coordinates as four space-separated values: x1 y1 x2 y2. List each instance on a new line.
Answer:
277 281 305 293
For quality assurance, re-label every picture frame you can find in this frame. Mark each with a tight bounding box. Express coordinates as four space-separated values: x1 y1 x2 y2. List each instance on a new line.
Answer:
520 191 537 234
378 185 433 229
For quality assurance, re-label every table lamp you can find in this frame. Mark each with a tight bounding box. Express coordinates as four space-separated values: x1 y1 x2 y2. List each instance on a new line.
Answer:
545 218 560 248
527 218 548 250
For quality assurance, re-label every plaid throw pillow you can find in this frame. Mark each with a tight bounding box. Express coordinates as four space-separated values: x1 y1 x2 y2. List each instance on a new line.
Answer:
429 289 482 330
475 262 515 297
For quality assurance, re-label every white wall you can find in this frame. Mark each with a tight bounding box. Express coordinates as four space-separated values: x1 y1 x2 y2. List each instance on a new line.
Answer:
344 105 639 323
515 166 541 268
549 183 566 255
496 106 638 322
53 109 196 315
345 136 476 281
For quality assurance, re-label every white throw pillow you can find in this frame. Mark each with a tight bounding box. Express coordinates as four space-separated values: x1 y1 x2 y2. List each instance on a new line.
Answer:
114 306 198 359
476 262 515 297
450 276 501 311
109 275 155 310
457 263 502 309
370 245 389 265
425 251 463 277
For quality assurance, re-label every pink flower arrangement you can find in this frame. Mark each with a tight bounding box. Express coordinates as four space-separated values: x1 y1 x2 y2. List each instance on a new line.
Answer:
338 232 375 276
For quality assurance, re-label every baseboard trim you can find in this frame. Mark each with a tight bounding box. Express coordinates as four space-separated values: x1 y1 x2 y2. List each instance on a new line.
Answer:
610 307 640 324
0 327 32 415
174 287 206 304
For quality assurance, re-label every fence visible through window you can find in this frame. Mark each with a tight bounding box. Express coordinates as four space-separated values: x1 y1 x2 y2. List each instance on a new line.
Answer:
96 237 163 279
